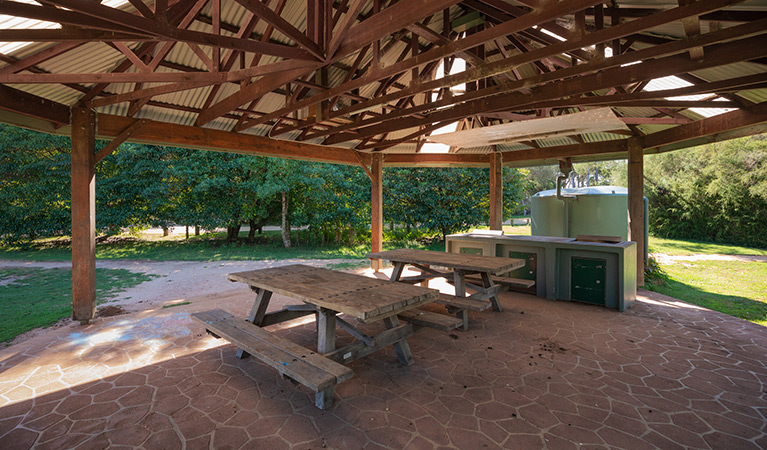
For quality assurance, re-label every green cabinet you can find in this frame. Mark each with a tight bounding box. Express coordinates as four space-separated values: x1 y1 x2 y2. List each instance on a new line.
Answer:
570 258 606 305
508 251 536 294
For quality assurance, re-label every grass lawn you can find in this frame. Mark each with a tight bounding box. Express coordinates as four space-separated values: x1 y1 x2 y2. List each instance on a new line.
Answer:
0 267 156 343
648 235 767 256
0 231 444 262
645 260 767 326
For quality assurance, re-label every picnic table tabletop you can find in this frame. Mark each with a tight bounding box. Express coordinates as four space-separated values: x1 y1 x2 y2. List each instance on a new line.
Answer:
227 264 439 323
367 248 525 274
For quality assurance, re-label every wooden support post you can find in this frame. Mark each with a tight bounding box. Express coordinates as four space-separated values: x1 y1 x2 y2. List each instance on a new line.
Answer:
71 107 97 324
370 153 383 271
627 137 645 287
316 307 336 410
489 151 503 230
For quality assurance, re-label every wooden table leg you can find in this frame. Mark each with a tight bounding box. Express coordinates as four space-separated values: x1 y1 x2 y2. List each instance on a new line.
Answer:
481 272 503 312
383 315 414 366
316 307 337 409
390 261 406 282
453 270 467 297
419 264 430 288
452 270 469 330
236 288 273 359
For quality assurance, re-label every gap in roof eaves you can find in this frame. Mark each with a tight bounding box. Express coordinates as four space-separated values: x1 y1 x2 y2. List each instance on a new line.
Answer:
643 75 735 118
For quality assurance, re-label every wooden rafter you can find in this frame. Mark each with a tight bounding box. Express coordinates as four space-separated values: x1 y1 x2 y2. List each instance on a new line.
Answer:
0 0 763 169
245 0 732 135
320 22 767 144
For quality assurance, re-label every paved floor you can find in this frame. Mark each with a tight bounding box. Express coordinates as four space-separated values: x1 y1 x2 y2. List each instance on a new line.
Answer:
1 269 766 449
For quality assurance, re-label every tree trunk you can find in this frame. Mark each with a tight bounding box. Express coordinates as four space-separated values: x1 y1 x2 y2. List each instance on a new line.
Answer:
162 227 169 237
226 224 241 241
281 191 291 248
248 219 256 241
185 226 189 240
195 226 200 236
348 226 356 245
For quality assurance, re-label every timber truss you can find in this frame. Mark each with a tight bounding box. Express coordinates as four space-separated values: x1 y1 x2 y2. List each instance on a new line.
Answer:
0 0 766 167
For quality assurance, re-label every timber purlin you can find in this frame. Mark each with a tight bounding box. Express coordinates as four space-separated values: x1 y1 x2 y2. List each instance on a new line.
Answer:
191 309 353 394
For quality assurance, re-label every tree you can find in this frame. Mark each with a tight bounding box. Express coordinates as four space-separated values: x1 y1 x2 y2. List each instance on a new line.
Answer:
0 125 71 242
384 167 526 240
296 163 370 245
644 135 767 248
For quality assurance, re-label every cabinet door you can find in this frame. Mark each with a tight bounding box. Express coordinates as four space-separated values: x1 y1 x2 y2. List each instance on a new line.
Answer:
571 257 606 305
508 251 537 294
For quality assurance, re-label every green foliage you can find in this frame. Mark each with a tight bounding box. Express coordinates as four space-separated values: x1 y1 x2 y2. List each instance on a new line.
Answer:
0 125 71 242
643 255 669 286
0 267 156 343
384 166 526 239
1 124 529 245
645 135 767 248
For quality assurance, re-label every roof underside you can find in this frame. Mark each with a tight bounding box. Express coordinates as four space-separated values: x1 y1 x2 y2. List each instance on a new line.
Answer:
0 0 766 167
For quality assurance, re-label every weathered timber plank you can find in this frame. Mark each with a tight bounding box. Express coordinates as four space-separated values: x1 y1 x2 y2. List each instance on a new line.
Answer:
193 309 353 385
398 307 463 332
325 323 414 364
260 309 316 327
464 274 536 289
435 293 492 312
367 249 525 274
227 265 439 322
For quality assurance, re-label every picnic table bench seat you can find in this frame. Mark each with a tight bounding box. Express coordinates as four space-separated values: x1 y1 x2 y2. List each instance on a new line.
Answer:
435 292 492 312
462 273 536 289
192 309 353 397
397 307 463 331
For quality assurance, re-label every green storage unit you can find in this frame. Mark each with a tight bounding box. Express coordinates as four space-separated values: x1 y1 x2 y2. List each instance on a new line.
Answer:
570 257 606 305
507 251 537 294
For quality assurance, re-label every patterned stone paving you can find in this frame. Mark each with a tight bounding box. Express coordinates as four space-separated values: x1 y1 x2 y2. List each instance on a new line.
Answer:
1 272 766 449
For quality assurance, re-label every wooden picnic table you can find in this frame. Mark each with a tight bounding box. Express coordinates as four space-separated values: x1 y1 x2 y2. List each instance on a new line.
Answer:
367 249 525 318
193 264 440 409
